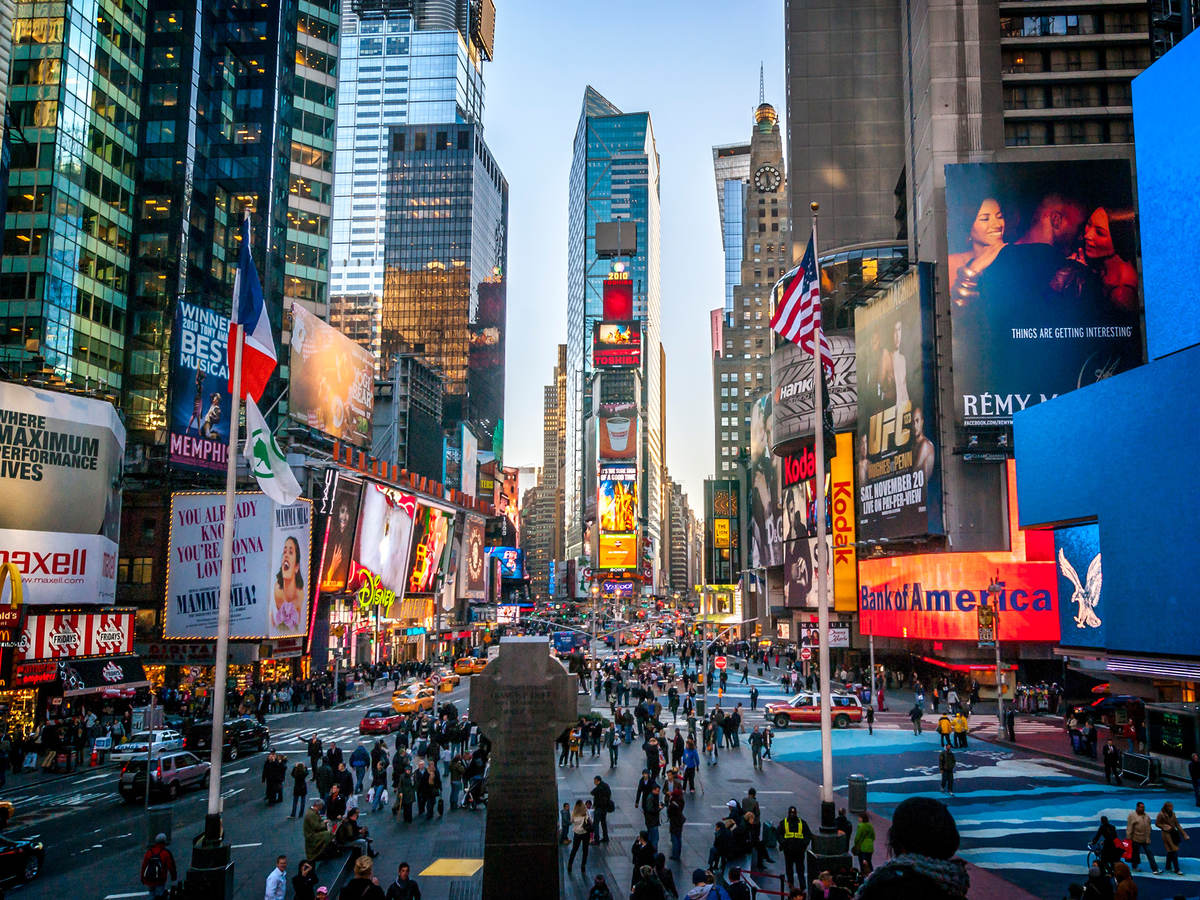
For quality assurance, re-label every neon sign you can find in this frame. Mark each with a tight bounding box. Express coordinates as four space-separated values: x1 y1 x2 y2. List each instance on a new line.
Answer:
356 568 396 617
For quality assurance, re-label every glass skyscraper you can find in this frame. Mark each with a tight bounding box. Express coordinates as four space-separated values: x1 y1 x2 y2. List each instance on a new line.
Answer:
0 0 148 389
329 0 490 329
565 86 663 574
381 121 506 445
713 142 750 313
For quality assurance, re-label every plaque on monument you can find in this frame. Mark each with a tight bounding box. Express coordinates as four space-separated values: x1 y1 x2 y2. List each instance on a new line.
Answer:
470 636 578 900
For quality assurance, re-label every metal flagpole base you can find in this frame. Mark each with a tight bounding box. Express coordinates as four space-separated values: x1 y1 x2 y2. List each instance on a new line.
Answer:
187 813 234 898
805 801 851 883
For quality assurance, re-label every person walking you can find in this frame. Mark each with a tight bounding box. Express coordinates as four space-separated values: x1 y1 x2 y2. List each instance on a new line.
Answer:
1155 801 1188 874
681 738 699 793
865 705 875 736
852 813 875 875
591 776 613 844
666 784 686 861
265 855 288 900
642 784 663 851
938 746 956 795
605 721 619 768
1126 801 1160 874
1113 861 1136 900
140 833 177 899
384 862 421 899
290 759 310 818
855 797 968 900
750 686 759 711
350 744 371 794
748 726 764 771
341 855 386 900
1103 740 1123 786
567 799 593 875
909 703 923 736
1004 705 1016 742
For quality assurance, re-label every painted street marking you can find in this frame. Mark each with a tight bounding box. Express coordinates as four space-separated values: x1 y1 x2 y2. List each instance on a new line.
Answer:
231 842 263 848
104 893 150 898
220 788 245 799
222 768 249 777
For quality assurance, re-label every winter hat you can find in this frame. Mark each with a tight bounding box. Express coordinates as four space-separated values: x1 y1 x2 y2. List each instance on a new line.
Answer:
692 869 708 884
154 833 167 844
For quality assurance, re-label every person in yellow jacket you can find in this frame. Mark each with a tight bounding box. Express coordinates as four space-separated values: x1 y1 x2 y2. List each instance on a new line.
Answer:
937 714 953 748
953 712 969 748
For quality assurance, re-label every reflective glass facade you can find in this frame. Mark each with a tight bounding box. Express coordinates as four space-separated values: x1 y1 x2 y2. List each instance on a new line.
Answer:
0 0 147 389
565 87 662 568
381 122 506 445
713 142 750 313
329 1 486 321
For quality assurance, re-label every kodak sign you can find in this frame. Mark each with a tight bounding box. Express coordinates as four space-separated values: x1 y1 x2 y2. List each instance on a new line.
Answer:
830 433 857 612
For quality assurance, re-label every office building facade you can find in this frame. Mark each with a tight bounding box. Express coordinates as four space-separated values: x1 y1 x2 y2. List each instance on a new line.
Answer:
712 142 751 313
381 121 507 445
565 86 663 581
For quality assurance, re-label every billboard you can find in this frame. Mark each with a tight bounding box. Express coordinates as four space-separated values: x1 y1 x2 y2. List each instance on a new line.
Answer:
462 425 478 499
598 468 637 534
593 321 642 368
598 406 638 462
600 578 635 601
748 394 783 569
486 546 525 580
318 474 362 593
407 504 451 594
770 332 856 452
602 278 634 320
598 533 637 570
945 160 1143 428
854 266 943 542
1054 523 1105 650
829 432 857 613
859 462 1058 642
165 493 313 638
351 481 417 595
289 303 374 446
469 278 506 441
704 479 740 584
0 383 124 605
703 585 743 625
19 609 135 661
461 515 487 599
169 301 231 470
784 536 831 609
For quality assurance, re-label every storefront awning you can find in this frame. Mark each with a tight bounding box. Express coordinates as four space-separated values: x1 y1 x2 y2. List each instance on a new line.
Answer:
60 654 149 697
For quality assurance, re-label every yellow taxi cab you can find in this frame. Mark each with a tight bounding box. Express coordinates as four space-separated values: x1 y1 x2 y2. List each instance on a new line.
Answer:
454 657 487 676
391 685 436 714
424 667 460 688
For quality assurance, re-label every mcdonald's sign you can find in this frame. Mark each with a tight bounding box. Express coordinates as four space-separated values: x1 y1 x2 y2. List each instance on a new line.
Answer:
0 564 25 689
0 562 23 609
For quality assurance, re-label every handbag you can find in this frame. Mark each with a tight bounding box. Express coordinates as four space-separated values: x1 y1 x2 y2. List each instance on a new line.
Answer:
380 789 389 806
1170 826 1183 844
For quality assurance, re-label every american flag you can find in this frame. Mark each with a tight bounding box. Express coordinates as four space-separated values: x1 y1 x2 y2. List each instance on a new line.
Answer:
770 232 833 374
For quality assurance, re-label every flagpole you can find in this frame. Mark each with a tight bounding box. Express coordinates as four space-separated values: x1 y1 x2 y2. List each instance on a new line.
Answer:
205 322 243 835
809 201 835 828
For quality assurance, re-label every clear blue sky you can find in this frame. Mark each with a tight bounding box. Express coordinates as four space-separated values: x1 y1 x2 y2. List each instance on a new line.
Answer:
486 0 787 511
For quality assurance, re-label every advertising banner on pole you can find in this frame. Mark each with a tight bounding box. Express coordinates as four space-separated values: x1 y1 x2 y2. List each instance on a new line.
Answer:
289 303 374 447
945 160 1143 429
165 493 312 638
854 266 943 541
0 383 124 605
749 394 783 569
168 301 232 471
829 432 857 613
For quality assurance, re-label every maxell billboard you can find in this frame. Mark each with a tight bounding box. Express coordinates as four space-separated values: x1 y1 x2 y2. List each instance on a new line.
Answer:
0 383 124 605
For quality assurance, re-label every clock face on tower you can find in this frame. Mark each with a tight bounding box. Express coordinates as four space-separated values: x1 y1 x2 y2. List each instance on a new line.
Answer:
754 165 782 194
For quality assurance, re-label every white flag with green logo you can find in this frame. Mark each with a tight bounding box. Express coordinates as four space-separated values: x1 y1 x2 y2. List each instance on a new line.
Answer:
243 395 301 505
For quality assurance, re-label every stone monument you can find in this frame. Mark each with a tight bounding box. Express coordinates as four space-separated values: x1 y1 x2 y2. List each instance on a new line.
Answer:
470 636 578 899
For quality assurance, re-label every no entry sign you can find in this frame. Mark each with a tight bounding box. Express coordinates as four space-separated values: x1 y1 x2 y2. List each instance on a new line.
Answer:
714 656 727 670
800 647 812 662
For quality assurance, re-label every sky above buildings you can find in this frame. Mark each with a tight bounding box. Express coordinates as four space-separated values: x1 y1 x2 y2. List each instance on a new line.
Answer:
487 0 788 510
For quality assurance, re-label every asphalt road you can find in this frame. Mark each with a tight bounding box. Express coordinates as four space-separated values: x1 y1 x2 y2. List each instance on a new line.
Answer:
0 677 481 899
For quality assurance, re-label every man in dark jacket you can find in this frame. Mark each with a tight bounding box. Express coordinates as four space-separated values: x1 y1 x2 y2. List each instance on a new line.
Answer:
634 769 657 808
642 784 662 851
384 862 420 900
778 806 811 889
591 776 613 843
262 751 286 804
289 760 309 818
666 786 686 861
855 797 968 899
630 831 656 889
334 762 354 798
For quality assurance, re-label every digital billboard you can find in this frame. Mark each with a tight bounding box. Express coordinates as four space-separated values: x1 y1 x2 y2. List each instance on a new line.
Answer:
1054 523 1105 650
169 301 232 471
598 467 637 534
946 160 1143 428
748 393 783 569
165 493 312 638
829 432 857 613
486 546 525 580
461 515 487 599
769 331 856 454
0 383 124 605
598 533 637 570
468 278 506 441
854 266 943 542
784 536 831 609
408 505 451 594
289 303 374 447
593 321 642 368
598 405 638 462
859 462 1058 642
318 474 362 593
352 481 417 595
704 479 740 584
600 579 635 602
602 278 634 320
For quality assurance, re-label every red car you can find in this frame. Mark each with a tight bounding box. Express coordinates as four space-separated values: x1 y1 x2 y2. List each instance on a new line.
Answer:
359 707 402 734
764 692 864 729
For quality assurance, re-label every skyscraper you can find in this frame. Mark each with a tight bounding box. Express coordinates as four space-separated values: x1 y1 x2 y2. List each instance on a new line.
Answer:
712 100 790 477
543 344 567 563
712 142 751 313
329 0 493 329
565 87 663 582
381 121 507 445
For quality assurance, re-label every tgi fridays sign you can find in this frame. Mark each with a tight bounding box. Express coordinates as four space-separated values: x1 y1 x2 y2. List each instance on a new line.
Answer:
19 609 134 661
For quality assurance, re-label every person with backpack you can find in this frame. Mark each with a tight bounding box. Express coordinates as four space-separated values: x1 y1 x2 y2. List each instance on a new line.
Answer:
141 833 177 898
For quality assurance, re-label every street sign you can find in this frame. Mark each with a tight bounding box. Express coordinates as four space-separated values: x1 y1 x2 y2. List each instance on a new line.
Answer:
800 647 812 662
713 656 727 670
431 674 442 686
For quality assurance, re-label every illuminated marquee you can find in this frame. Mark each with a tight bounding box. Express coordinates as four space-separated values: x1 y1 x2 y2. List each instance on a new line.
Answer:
355 568 396 617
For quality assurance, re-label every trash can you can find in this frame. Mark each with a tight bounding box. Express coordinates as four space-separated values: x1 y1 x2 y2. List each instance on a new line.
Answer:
147 807 173 845
696 698 706 717
847 774 868 815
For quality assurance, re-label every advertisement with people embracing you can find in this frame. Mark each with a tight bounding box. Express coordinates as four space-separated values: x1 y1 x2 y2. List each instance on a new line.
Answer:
946 160 1144 428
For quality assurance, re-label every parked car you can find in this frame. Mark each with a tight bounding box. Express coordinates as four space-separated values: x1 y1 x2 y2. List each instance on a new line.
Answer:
765 692 864 729
391 686 436 714
183 717 270 760
119 750 211 802
109 729 185 764
359 708 402 734
0 833 43 887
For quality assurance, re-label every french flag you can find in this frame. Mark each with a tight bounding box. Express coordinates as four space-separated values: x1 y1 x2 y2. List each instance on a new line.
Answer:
228 213 277 403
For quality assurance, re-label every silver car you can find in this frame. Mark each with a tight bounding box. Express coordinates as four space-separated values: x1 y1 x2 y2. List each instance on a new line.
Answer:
118 750 210 802
109 729 184 764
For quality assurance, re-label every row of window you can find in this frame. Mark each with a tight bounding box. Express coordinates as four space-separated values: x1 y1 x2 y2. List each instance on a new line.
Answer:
1004 82 1131 110
1005 118 1132 146
1002 46 1151 73
999 12 1149 39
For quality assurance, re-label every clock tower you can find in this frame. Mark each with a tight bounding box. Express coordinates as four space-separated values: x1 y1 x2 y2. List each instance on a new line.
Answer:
712 98 790 480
